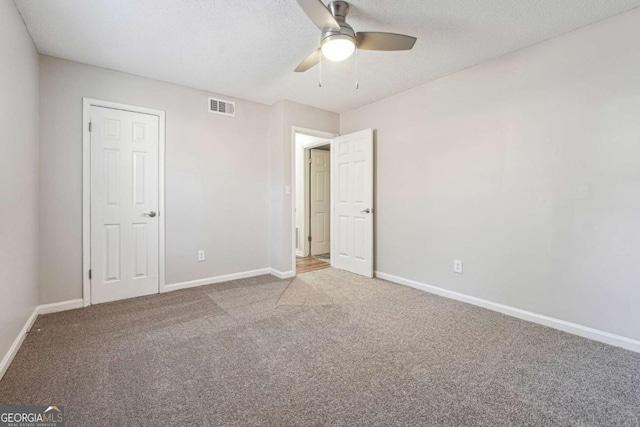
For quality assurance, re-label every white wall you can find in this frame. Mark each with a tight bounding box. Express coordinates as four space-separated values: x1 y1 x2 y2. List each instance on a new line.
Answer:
0 0 39 359
269 100 339 274
39 56 271 304
340 8 640 341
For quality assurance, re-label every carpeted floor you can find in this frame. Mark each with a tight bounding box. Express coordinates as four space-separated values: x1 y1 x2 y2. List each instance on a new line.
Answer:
1 268 639 426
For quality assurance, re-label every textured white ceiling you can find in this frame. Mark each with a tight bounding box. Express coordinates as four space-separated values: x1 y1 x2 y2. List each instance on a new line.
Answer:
14 0 640 113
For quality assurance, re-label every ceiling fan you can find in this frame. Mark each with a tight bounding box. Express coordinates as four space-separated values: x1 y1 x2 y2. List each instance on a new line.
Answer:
294 0 417 72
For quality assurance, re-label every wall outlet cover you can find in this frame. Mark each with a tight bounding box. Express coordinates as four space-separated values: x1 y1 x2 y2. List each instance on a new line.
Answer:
198 250 206 262
454 260 463 274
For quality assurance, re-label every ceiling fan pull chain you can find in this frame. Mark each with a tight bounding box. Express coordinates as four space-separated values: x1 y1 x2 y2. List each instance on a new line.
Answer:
319 50 323 88
355 48 359 89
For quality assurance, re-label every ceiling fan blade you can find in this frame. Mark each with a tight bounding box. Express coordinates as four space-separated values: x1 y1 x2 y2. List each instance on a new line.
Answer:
356 32 417 51
295 0 340 31
295 49 321 72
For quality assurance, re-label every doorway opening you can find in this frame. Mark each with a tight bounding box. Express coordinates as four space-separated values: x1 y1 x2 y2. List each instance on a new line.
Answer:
291 127 374 278
294 130 334 274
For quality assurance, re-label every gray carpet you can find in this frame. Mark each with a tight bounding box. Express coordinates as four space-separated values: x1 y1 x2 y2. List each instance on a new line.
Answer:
1 268 639 426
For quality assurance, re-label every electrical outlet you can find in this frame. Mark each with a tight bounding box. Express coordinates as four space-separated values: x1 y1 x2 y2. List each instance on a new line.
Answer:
454 260 463 274
198 250 206 262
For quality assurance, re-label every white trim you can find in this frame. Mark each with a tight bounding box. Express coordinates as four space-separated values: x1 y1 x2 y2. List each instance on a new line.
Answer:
270 268 296 279
37 299 84 315
82 98 167 306
82 100 91 306
0 309 38 380
0 298 87 380
375 271 640 353
291 127 338 277
164 268 271 292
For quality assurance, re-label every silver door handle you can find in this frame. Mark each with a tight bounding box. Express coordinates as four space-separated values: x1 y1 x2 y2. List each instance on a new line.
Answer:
361 208 371 214
144 211 157 217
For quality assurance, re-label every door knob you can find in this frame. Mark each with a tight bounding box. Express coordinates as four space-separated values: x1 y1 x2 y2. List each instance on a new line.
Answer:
361 208 371 214
144 211 157 217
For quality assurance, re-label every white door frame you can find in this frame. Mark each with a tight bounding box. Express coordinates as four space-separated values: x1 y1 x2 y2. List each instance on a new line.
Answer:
82 98 166 307
291 126 338 275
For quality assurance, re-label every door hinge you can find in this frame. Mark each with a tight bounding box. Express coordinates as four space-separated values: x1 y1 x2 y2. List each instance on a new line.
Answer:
308 157 312 164
308 235 312 242
88 122 92 132
88 269 92 279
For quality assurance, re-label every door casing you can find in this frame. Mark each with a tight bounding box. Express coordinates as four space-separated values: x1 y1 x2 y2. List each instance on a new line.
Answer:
82 98 166 307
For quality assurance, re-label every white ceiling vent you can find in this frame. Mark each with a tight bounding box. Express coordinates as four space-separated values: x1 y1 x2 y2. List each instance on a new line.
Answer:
208 97 235 117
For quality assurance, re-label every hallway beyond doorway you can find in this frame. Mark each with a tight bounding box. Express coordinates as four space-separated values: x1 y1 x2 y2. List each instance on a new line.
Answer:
296 256 330 274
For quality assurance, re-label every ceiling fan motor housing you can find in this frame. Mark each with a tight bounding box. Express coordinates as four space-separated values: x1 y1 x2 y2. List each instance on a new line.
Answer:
322 1 355 46
294 0 417 72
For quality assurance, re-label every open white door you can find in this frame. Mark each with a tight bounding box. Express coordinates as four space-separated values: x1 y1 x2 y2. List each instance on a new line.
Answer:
310 148 331 256
331 129 374 277
90 106 160 304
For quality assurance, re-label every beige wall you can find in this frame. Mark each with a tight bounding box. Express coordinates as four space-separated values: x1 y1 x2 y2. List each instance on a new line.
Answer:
269 100 339 274
39 56 272 304
340 8 640 340
0 1 39 360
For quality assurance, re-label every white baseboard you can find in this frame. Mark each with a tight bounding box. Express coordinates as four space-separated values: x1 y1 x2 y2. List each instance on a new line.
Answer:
0 308 38 380
375 271 640 353
37 298 84 315
164 268 272 292
270 268 295 279
1 298 85 380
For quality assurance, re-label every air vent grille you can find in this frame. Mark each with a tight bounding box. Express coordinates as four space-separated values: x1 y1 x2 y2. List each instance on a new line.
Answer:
208 97 235 117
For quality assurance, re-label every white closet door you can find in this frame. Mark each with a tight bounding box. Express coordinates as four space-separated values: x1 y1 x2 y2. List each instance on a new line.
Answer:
90 106 160 304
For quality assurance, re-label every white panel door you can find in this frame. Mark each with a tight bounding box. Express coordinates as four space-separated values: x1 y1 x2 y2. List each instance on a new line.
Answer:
332 129 374 277
310 149 331 256
90 106 160 304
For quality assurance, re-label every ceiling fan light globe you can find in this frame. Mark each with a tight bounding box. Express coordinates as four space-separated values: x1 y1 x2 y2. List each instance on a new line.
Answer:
321 36 355 62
